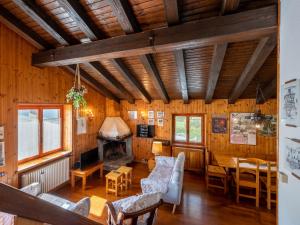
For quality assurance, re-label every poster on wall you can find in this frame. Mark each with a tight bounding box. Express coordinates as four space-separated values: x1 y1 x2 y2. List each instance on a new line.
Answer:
157 111 164 119
157 119 164 127
212 115 227 134
128 111 137 120
0 142 5 167
283 79 300 126
0 126 3 139
285 138 300 178
148 118 155 125
77 117 87 135
148 111 154 119
230 113 256 145
257 115 277 137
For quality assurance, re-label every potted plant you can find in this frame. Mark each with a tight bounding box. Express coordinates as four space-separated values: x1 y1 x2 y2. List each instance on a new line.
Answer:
66 64 88 111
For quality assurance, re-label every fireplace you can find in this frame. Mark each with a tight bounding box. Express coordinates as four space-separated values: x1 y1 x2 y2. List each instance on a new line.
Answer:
98 117 133 171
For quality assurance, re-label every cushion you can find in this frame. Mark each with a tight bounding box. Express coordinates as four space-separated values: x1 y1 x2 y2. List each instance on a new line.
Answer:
155 156 176 167
39 193 74 210
70 197 91 217
20 182 41 196
170 170 182 184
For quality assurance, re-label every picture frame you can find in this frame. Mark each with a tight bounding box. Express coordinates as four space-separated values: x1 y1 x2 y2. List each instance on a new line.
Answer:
128 111 137 120
283 79 300 127
148 118 155 125
0 126 3 140
0 142 5 167
77 117 87 135
148 111 154 119
284 138 300 178
157 119 164 127
157 111 164 119
212 115 227 134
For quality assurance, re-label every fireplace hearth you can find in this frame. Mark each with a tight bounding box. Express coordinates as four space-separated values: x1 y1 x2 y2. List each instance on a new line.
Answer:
97 117 133 171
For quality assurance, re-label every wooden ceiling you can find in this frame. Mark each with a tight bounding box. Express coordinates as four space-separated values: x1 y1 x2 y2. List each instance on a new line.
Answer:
0 0 278 104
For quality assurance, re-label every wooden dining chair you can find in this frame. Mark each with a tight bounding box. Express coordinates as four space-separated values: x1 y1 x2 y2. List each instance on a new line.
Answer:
205 149 228 194
234 158 261 207
260 161 277 210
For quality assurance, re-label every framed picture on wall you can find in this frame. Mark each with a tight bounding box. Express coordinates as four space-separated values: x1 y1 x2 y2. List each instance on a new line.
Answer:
77 117 87 135
0 142 5 167
212 115 227 134
148 111 154 119
0 126 3 140
283 79 300 126
128 111 137 120
157 111 164 119
284 138 300 178
148 118 155 125
157 119 164 127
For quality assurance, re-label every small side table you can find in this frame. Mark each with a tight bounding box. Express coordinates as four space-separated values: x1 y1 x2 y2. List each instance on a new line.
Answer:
148 158 156 171
106 171 123 196
71 161 103 191
117 166 133 190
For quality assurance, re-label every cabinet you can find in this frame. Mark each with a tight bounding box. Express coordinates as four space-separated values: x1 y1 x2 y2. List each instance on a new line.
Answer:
172 146 204 172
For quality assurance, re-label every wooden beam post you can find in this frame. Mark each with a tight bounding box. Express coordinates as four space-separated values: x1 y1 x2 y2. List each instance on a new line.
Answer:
228 35 277 104
108 0 169 103
31 6 278 67
163 0 189 103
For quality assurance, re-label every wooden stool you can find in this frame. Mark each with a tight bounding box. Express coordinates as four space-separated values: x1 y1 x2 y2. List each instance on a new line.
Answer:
105 171 123 196
117 166 133 190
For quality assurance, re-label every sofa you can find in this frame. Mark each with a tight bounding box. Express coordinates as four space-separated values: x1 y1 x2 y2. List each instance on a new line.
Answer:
141 152 185 213
20 182 90 217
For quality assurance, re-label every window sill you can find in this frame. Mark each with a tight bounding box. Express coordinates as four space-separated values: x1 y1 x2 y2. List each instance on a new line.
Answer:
18 150 72 173
172 143 206 149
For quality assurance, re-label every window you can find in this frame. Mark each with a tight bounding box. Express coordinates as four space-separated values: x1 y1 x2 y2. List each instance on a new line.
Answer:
18 105 63 162
173 114 204 145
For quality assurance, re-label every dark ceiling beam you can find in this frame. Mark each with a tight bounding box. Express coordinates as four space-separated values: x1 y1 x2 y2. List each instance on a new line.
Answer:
32 6 277 67
58 0 137 104
58 0 105 41
111 58 151 104
88 62 135 103
205 0 240 104
163 0 188 103
257 77 277 104
220 0 240 15
4 2 119 102
205 43 228 103
12 0 79 45
0 5 51 49
108 0 169 103
228 35 277 104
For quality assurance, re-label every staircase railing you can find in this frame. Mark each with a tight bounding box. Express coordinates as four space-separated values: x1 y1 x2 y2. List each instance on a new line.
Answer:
0 183 102 225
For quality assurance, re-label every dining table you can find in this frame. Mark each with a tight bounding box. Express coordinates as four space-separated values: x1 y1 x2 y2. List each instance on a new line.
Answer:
213 154 277 172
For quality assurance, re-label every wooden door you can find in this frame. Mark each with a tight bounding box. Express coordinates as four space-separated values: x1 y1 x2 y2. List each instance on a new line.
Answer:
189 150 203 171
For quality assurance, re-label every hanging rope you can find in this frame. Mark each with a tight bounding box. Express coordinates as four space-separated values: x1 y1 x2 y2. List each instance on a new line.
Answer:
74 64 81 90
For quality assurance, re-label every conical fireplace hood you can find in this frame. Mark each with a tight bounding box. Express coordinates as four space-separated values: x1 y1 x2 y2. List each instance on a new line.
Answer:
99 117 132 140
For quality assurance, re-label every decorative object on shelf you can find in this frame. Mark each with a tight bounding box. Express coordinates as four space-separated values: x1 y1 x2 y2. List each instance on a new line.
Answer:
148 111 154 119
157 118 164 127
148 118 155 125
77 117 87 135
0 126 3 140
282 79 300 127
212 115 227 133
66 64 87 111
230 113 256 145
152 141 163 156
128 111 137 120
157 111 164 119
284 138 300 179
257 115 277 136
0 142 5 167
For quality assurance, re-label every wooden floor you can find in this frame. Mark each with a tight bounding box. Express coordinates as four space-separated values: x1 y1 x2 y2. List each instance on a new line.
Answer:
54 163 276 225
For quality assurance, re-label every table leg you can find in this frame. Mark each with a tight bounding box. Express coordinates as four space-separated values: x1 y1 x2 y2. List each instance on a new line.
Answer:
100 166 103 179
82 176 86 192
71 173 75 188
115 179 118 197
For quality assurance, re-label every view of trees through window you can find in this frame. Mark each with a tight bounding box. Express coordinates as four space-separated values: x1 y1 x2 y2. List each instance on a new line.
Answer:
174 114 203 145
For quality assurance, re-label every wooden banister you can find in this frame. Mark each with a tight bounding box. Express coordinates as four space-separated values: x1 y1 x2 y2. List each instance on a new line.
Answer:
0 183 101 225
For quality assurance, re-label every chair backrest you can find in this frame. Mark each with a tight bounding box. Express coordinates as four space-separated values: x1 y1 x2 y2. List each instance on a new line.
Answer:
267 161 277 186
205 148 212 171
106 199 162 225
236 158 262 186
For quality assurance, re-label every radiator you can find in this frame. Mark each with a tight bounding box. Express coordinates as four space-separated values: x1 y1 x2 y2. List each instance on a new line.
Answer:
21 157 70 192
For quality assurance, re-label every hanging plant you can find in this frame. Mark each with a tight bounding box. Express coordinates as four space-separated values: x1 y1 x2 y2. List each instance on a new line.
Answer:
66 64 87 110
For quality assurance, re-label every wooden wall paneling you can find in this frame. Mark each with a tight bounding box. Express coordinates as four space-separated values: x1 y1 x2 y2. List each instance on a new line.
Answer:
0 21 106 186
120 99 277 162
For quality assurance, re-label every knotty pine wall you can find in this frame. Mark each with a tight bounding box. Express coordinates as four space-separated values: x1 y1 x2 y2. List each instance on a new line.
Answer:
0 22 106 186
120 99 277 162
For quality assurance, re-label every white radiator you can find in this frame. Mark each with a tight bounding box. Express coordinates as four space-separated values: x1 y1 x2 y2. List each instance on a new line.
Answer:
21 157 70 192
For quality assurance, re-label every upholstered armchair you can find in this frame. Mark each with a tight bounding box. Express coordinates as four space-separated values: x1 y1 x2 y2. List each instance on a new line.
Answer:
106 192 162 225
